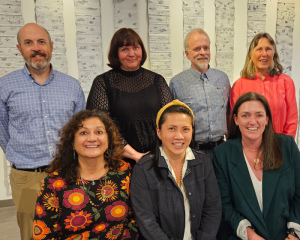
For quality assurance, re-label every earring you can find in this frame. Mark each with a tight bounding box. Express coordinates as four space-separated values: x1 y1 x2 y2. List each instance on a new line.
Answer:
104 149 110 158
73 150 76 160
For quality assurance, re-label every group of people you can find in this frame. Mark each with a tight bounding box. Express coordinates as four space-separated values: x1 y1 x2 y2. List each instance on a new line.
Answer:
0 22 299 240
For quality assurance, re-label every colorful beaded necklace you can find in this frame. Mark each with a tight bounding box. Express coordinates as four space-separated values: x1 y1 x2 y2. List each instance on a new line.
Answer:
81 173 107 207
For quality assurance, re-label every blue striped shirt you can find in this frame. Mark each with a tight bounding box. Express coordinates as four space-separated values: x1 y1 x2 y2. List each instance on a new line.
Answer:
0 64 85 168
169 66 231 142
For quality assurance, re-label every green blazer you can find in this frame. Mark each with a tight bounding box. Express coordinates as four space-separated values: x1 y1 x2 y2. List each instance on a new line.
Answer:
213 134 300 240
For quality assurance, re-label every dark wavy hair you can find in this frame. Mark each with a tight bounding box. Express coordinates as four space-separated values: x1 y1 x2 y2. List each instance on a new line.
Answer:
46 109 124 183
151 105 195 180
107 28 147 68
241 32 283 79
228 92 282 170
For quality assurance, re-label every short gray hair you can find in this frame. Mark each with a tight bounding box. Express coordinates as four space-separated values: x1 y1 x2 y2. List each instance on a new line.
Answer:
184 28 210 50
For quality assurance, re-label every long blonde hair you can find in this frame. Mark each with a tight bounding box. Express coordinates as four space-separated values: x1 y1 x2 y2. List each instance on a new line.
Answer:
241 33 283 79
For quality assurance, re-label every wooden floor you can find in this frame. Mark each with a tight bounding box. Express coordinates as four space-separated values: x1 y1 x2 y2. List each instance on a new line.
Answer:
0 206 20 240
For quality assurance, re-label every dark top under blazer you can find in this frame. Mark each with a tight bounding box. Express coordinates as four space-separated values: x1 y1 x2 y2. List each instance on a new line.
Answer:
213 134 300 240
130 149 222 240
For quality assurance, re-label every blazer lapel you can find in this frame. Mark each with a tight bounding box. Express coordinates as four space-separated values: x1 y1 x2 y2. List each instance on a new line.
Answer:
230 139 267 229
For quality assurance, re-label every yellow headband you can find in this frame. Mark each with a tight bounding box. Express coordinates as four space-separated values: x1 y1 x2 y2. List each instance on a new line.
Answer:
156 99 195 127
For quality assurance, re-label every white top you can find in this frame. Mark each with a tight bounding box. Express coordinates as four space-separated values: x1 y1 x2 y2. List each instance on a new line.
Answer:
244 153 263 212
160 146 195 240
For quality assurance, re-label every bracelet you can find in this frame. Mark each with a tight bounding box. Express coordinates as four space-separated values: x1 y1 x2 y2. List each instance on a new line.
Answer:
288 228 299 239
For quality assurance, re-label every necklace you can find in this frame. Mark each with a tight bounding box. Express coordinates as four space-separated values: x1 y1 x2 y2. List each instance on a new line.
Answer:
242 145 260 164
175 164 187 202
81 173 107 207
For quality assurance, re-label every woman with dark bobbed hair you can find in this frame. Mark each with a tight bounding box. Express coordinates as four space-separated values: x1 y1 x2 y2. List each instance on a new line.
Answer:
33 110 138 239
230 33 298 138
214 92 300 240
87 28 173 167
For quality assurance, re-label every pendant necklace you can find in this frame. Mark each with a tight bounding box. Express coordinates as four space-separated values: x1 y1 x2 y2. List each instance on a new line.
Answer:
81 173 107 207
242 145 260 164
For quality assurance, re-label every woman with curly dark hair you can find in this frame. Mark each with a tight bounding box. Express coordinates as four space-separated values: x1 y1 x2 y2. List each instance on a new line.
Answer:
33 109 139 239
230 32 298 138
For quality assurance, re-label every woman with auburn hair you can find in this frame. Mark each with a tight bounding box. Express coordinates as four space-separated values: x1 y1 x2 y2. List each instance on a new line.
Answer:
230 32 298 138
214 92 300 240
33 110 138 239
131 100 221 239
87 28 173 167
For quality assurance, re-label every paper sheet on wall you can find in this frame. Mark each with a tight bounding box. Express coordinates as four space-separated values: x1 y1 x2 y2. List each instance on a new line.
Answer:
0 0 23 195
182 0 204 70
215 0 235 82
275 0 295 77
36 0 68 74
0 3 23 78
247 0 266 46
114 0 138 32
148 0 172 83
74 0 103 98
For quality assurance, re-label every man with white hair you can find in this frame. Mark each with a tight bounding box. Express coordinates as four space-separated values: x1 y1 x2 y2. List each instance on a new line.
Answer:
0 23 85 239
169 28 231 159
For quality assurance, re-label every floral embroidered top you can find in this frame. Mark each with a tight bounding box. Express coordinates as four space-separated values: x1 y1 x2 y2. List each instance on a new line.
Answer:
33 160 139 240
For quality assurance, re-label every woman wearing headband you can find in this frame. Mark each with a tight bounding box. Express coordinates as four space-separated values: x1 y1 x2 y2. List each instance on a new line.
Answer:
131 100 222 239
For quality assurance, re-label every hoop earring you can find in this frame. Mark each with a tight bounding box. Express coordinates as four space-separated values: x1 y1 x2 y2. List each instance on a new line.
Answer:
104 149 110 158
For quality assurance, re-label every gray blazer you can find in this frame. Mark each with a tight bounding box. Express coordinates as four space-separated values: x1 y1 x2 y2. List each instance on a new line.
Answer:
130 149 222 240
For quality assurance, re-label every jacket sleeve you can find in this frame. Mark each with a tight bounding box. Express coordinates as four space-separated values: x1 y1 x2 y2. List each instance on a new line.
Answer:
130 164 169 240
213 149 246 233
283 78 298 138
287 135 300 225
196 158 222 239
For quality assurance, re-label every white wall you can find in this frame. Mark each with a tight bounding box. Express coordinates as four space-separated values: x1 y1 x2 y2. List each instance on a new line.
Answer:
1 0 299 200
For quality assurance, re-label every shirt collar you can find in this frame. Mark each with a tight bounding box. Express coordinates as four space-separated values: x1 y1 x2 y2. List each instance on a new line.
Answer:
159 146 195 163
189 65 212 81
22 63 55 85
255 72 269 80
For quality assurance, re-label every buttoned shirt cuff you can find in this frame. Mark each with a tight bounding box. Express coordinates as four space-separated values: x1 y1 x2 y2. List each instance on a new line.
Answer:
287 222 300 237
237 219 252 240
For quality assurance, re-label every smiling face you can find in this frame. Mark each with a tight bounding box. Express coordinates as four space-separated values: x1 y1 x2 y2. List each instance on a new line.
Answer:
17 23 53 71
118 43 142 71
157 113 193 161
185 32 210 73
234 100 269 144
73 117 109 162
251 38 274 76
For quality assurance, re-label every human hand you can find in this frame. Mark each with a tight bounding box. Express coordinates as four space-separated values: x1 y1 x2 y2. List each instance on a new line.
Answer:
247 227 265 240
285 234 299 240
134 151 150 162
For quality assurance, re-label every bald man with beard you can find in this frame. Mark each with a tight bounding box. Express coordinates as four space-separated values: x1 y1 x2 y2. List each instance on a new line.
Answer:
0 23 85 239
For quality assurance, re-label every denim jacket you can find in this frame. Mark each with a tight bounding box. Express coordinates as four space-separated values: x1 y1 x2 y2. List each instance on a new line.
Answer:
130 149 222 240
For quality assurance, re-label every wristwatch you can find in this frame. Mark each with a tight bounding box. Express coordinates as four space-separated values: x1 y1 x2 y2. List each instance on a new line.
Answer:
289 228 299 239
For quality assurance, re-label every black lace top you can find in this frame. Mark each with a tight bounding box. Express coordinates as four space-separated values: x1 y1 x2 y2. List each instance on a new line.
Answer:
87 67 173 154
